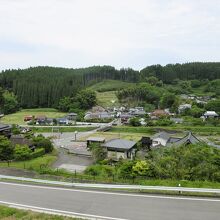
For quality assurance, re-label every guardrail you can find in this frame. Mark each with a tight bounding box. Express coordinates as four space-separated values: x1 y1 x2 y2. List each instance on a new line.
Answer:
1 174 220 194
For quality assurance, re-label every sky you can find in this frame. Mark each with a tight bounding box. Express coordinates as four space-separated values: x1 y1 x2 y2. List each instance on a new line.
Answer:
0 0 219 71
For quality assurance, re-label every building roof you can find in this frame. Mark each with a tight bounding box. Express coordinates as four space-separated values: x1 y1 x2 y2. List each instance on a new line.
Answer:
153 132 171 141
170 132 201 146
10 135 33 146
204 111 219 116
0 124 11 132
87 137 106 142
68 113 78 116
102 139 136 150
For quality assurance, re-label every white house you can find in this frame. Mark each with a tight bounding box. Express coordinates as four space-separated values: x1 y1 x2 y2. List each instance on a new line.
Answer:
203 111 219 119
178 104 192 113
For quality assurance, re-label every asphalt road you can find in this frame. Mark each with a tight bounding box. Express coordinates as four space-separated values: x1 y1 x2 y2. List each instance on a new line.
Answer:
0 182 220 220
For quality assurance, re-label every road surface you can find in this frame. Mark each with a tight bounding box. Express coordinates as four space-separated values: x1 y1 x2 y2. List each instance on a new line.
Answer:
0 182 219 220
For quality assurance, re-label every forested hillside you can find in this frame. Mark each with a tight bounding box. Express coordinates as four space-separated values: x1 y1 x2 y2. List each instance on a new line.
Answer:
0 62 219 108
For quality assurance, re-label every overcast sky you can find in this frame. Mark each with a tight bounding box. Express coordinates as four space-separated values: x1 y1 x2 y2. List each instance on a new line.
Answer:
0 0 219 71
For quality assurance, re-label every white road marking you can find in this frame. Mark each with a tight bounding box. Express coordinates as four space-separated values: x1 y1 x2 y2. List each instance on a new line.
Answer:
0 181 220 202
0 200 128 220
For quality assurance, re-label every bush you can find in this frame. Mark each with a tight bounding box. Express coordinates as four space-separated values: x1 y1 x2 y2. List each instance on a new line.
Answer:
85 165 114 177
129 117 141 127
155 119 173 126
33 135 53 153
14 145 32 161
31 148 45 159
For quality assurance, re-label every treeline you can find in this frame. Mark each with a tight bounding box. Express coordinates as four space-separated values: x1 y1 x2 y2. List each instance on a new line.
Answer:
140 62 220 83
0 62 219 108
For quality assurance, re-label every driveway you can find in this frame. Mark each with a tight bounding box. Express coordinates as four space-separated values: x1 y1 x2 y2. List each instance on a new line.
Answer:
40 131 96 173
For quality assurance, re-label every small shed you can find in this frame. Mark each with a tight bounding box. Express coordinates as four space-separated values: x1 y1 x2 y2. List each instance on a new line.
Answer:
87 137 106 147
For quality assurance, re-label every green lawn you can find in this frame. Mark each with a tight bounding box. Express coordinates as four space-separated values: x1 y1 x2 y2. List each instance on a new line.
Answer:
0 205 79 220
0 153 57 171
0 108 66 125
89 79 134 92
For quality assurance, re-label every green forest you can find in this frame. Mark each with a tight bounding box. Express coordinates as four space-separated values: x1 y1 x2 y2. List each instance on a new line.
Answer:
0 62 219 109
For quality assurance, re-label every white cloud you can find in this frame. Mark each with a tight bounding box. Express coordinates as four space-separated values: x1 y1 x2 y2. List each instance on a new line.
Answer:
0 0 219 70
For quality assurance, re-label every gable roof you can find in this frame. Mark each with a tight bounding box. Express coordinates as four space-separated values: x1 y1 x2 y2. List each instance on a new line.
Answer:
171 132 201 146
153 132 171 141
102 139 136 150
204 111 219 116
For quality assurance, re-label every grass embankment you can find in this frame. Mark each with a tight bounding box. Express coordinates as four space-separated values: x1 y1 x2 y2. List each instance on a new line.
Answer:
0 108 66 125
0 153 57 171
89 80 135 108
96 91 120 108
1 155 220 191
89 79 134 92
0 205 79 220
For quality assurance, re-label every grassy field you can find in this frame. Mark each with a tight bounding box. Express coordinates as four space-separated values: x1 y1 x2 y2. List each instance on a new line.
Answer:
0 153 57 171
79 131 145 142
0 108 66 125
0 205 79 220
32 126 97 133
109 126 220 135
96 91 120 108
89 79 134 92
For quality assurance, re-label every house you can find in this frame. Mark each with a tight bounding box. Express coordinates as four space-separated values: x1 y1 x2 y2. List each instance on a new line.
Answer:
102 139 137 160
203 111 219 119
0 124 12 138
57 117 69 125
10 134 34 149
151 109 169 118
178 104 191 113
67 113 78 121
46 118 54 125
36 115 47 124
87 137 105 147
24 115 34 122
152 131 201 147
120 113 133 124
84 111 113 120
172 132 201 146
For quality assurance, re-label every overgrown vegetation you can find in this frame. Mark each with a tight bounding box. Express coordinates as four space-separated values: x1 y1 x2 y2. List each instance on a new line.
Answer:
85 144 220 182
0 134 53 162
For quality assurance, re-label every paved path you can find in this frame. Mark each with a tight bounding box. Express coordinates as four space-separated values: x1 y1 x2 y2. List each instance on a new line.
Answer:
41 131 95 172
0 182 219 220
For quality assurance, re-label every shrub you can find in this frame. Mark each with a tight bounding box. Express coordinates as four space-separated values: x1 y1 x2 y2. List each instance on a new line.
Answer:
14 145 32 161
31 148 45 159
33 135 53 153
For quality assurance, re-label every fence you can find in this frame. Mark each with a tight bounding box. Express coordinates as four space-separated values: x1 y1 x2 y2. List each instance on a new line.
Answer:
1 174 220 194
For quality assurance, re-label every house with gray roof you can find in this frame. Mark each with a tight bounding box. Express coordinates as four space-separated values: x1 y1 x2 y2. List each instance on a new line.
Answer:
102 139 137 160
203 111 219 119
0 124 12 138
152 131 201 147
